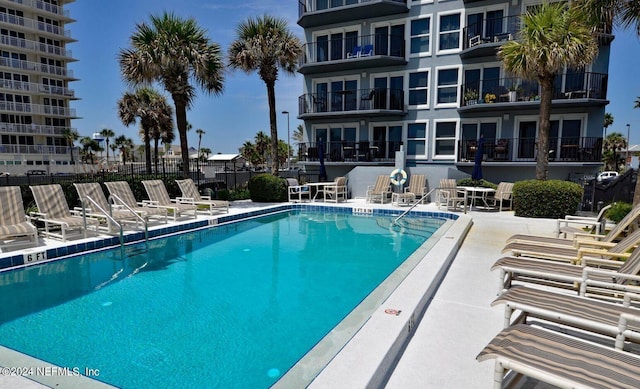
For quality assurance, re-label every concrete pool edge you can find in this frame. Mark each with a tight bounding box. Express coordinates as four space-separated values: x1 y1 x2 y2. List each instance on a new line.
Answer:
305 213 473 388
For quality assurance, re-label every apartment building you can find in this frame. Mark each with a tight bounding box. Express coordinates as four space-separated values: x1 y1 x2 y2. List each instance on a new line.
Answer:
0 0 77 172
296 0 610 184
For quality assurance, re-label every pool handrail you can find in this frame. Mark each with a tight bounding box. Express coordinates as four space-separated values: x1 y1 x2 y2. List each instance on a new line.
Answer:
393 187 438 225
106 193 149 245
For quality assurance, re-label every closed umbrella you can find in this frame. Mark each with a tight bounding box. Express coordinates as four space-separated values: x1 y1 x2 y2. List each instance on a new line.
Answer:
318 140 328 181
471 136 484 181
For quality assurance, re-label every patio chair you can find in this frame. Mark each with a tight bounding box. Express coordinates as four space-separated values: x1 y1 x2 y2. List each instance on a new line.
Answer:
557 203 616 237
104 181 168 224
0 186 38 251
286 178 310 203
504 204 640 253
176 178 229 214
486 182 513 211
492 285 640 350
365 175 392 204
477 324 640 388
437 179 465 212
493 234 640 296
29 184 100 241
141 180 197 221
404 174 428 204
324 176 347 203
501 227 640 264
74 182 147 232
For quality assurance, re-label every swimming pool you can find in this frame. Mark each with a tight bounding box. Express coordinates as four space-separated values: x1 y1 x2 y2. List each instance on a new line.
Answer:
0 208 447 388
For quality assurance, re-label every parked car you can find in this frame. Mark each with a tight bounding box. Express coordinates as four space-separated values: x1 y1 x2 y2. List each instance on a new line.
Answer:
27 169 47 175
597 171 619 182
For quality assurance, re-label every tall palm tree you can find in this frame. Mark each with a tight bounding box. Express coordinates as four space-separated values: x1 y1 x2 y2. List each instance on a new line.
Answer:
602 132 627 171
200 147 211 161
100 128 115 164
603 112 614 138
292 124 304 143
80 136 102 164
228 15 302 175
118 87 173 174
196 128 205 169
62 128 79 165
499 2 598 180
114 135 135 164
119 12 224 177
254 131 270 170
579 0 640 35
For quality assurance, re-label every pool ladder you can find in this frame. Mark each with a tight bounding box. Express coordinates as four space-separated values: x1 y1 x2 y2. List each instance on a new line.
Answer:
79 195 149 255
392 187 437 226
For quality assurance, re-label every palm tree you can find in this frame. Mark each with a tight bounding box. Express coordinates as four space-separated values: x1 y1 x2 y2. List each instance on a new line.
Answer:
254 131 270 170
114 135 135 164
110 144 118 166
62 128 79 165
200 147 211 161
602 132 627 171
118 11 224 178
635 96 640 109
603 112 614 138
196 128 205 171
579 0 640 35
228 15 302 175
292 124 304 143
499 2 598 180
118 87 173 174
100 128 115 164
80 136 102 164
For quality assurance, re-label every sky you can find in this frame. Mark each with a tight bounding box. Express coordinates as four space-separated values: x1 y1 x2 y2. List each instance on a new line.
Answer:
65 1 640 155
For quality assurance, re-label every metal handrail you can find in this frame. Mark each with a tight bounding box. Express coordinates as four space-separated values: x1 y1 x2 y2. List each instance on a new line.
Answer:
393 187 438 225
108 193 149 247
80 195 123 247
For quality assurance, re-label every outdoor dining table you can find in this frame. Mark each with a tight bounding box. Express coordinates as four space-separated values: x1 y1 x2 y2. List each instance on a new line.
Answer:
306 182 333 201
457 186 496 211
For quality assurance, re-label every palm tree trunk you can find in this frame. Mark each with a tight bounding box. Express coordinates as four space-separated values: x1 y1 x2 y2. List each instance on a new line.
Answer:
172 95 190 178
266 80 279 175
154 138 160 173
536 76 554 180
105 139 110 164
143 128 152 174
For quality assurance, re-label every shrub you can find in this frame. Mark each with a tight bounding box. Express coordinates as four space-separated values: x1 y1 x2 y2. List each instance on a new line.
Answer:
606 202 633 223
456 178 497 189
513 179 583 219
248 174 287 202
217 188 251 201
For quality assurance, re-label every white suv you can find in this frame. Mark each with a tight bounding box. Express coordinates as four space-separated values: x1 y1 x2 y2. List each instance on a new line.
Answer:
597 171 619 182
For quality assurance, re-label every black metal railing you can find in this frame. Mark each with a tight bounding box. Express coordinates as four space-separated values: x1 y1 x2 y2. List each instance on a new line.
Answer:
461 73 608 106
462 15 521 50
299 33 405 66
297 140 403 162
299 88 404 115
457 137 602 163
298 0 406 17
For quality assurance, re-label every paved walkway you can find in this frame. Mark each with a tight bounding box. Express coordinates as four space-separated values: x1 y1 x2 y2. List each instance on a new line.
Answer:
385 209 557 388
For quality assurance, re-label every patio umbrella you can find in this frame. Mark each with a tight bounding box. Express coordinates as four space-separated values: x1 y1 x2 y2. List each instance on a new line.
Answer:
318 140 328 181
471 136 484 181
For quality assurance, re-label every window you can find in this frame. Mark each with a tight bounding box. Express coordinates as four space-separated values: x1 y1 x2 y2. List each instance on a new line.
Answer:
409 71 429 106
437 68 459 105
434 121 457 158
410 17 431 55
438 13 461 51
407 122 428 157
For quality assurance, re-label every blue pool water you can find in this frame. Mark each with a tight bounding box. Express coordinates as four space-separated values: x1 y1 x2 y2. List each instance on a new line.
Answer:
0 210 444 388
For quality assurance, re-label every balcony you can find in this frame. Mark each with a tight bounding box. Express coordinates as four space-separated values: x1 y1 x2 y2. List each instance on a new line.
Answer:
297 140 403 163
298 33 406 74
0 79 75 98
7 0 72 19
298 88 405 119
456 137 602 164
0 13 74 39
0 144 69 155
459 73 608 113
298 0 408 28
0 57 75 79
460 15 521 59
0 101 77 117
0 123 73 135
0 35 73 59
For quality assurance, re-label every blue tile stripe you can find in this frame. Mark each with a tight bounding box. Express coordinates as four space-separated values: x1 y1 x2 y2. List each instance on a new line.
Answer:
0 205 457 271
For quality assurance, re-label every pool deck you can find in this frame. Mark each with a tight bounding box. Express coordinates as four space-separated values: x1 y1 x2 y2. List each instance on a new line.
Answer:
0 199 558 388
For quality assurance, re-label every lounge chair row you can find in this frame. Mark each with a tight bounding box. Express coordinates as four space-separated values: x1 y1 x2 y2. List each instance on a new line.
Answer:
0 179 229 249
477 205 640 387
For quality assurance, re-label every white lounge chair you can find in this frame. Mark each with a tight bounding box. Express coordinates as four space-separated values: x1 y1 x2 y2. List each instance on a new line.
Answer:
141 180 197 221
0 186 38 251
176 178 229 214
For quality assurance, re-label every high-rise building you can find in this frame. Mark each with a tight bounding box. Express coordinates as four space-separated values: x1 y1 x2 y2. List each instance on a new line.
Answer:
296 1 610 188
0 0 77 171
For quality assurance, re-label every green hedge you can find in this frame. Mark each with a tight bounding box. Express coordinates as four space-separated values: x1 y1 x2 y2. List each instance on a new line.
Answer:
456 178 497 189
606 202 633 223
513 180 583 219
248 174 287 202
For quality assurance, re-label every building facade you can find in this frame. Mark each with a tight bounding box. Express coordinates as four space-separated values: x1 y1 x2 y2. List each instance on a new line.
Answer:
0 0 77 173
296 0 610 184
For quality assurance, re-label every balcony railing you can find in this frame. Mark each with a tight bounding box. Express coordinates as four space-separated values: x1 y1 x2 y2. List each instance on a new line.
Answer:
0 123 72 135
0 13 72 38
461 73 608 107
0 101 76 117
299 33 405 66
457 137 602 163
7 0 71 18
0 57 74 78
299 88 404 115
0 35 72 58
298 0 406 17
0 79 75 98
297 140 403 162
462 15 521 50
0 144 69 155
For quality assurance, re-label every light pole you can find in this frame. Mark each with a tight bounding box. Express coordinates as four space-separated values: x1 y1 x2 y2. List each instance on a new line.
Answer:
627 123 631 169
281 110 291 171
